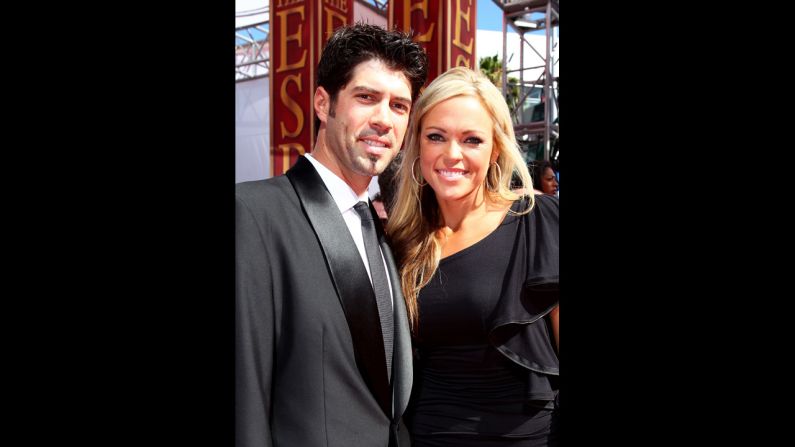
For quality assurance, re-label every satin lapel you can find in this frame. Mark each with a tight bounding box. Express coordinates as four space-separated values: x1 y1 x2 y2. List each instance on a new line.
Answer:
380 233 412 420
286 157 392 418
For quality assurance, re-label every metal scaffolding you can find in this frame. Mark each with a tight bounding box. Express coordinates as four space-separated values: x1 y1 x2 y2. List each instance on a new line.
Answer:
236 5 270 82
234 1 388 82
492 0 559 163
362 0 388 11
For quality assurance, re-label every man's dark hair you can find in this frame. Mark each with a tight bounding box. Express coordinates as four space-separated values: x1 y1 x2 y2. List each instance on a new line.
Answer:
314 23 428 134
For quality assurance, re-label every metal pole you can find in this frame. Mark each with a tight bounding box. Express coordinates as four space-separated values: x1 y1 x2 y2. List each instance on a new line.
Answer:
519 29 524 126
544 1 551 161
502 11 508 100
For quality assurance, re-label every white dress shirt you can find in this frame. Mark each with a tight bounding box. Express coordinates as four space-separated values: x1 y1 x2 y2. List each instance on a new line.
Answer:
304 154 394 308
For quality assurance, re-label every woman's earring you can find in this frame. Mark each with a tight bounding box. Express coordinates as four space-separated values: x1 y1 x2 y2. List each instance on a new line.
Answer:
487 161 502 192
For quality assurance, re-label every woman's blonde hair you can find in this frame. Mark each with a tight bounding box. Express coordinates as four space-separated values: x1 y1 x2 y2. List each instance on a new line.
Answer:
386 66 535 332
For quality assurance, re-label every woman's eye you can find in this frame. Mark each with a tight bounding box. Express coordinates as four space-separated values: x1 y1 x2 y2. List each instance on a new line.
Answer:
426 133 444 142
464 137 483 145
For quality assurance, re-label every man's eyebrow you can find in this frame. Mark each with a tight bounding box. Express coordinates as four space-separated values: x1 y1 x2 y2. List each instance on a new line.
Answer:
351 86 411 105
394 96 412 105
351 86 380 95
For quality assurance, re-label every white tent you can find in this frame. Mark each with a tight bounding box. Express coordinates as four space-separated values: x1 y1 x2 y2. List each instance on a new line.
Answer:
236 0 268 29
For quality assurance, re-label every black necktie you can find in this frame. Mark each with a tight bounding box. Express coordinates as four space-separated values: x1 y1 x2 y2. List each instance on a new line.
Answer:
353 201 393 382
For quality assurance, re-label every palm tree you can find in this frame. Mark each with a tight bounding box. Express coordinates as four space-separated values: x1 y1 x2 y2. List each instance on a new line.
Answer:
479 54 520 122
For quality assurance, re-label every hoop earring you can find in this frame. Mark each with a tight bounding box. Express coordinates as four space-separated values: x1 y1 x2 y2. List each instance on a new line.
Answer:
487 161 502 192
411 156 427 187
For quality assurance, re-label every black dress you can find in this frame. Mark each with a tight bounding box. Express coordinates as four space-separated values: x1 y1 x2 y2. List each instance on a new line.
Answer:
406 196 559 447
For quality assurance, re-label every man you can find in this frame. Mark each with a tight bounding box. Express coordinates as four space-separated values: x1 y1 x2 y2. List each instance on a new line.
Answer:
236 24 428 447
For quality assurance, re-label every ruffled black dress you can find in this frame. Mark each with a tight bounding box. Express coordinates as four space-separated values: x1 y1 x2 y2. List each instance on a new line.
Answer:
406 195 559 446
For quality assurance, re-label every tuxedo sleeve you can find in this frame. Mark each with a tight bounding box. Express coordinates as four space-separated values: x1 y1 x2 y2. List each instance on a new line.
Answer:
235 194 275 447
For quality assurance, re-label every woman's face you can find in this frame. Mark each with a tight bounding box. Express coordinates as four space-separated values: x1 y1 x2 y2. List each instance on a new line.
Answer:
418 95 497 206
540 167 559 196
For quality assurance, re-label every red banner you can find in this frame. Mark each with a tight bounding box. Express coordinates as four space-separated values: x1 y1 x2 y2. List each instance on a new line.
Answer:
389 0 475 89
446 0 476 71
315 0 354 68
269 0 353 177
270 0 312 176
389 0 442 89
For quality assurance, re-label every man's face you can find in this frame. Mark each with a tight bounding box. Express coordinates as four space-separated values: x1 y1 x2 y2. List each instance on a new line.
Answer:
318 59 413 185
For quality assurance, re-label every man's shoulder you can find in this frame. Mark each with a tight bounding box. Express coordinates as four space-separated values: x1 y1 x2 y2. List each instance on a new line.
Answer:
235 177 301 221
236 176 293 204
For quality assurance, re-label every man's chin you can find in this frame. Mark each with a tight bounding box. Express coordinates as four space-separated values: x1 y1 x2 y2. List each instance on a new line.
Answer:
357 157 390 176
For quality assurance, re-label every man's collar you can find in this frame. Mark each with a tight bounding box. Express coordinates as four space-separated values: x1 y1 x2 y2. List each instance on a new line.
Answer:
304 154 369 213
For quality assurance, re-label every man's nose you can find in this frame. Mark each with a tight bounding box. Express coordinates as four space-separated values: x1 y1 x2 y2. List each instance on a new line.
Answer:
369 101 393 134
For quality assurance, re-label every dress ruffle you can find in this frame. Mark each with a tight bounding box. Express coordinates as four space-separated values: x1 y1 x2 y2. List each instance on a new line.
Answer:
487 196 559 404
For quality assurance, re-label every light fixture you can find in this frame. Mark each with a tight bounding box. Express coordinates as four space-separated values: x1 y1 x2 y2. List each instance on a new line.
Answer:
513 19 538 29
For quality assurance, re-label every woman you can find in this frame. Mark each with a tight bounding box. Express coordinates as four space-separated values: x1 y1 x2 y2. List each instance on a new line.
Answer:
387 67 559 446
530 160 559 196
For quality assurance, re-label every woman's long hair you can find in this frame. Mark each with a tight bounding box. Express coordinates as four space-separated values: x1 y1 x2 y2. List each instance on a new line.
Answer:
386 67 535 332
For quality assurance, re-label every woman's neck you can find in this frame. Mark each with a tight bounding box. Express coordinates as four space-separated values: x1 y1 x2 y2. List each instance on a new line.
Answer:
436 191 488 232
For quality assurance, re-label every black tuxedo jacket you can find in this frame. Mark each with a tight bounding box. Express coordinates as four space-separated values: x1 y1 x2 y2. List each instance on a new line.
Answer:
236 156 412 447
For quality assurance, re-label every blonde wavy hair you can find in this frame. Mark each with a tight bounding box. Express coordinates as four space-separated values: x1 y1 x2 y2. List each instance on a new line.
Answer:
386 67 535 332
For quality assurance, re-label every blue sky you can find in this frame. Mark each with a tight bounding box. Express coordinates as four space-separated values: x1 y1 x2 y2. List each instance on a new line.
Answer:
477 0 505 31
477 0 549 34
